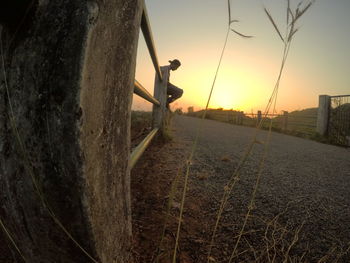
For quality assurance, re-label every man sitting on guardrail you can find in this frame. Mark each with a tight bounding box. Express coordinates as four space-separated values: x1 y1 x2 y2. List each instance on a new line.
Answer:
166 59 183 107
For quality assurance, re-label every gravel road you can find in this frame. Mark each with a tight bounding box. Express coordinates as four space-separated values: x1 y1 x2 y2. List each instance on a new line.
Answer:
171 115 350 262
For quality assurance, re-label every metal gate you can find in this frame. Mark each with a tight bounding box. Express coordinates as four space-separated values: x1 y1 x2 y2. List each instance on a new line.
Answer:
328 95 350 146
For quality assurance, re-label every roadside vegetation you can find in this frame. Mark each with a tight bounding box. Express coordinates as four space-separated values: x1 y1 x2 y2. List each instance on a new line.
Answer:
187 107 327 143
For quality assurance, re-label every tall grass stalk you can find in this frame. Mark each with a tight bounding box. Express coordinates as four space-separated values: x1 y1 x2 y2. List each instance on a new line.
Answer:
0 217 27 262
206 46 281 263
228 117 275 262
153 167 182 263
172 1 253 261
206 14 289 260
207 1 314 261
0 30 99 263
227 1 315 261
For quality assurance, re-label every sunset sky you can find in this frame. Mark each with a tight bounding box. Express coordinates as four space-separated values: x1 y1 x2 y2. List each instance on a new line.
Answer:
133 0 350 113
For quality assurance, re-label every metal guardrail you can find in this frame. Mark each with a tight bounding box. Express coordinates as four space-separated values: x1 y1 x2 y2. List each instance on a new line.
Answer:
141 6 163 81
129 128 159 169
330 95 350 98
130 4 165 169
134 80 160 106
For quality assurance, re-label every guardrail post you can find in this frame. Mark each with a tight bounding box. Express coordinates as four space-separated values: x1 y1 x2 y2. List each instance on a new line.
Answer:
239 111 244 125
283 111 288 131
257 110 262 125
316 95 330 135
231 112 235 124
152 66 169 130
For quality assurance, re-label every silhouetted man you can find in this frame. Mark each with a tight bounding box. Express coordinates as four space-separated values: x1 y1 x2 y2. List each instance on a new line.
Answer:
166 59 183 105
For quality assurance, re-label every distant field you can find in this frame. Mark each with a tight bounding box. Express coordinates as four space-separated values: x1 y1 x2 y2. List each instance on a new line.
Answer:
274 108 318 135
188 108 320 140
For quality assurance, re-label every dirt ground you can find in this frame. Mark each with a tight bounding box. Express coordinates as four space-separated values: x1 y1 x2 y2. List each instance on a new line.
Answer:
131 122 255 263
130 123 249 262
131 133 191 262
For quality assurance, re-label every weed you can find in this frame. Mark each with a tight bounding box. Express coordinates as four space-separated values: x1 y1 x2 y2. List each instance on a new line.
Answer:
172 1 253 261
206 1 315 262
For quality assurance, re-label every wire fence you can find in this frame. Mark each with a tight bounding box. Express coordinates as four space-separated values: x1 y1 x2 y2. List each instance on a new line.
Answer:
328 95 350 146
189 109 318 136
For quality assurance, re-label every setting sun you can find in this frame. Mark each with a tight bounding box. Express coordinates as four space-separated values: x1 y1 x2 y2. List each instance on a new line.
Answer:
133 0 350 114
209 83 244 110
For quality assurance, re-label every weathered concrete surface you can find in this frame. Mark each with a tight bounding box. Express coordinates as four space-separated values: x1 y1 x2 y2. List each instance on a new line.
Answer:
0 0 142 262
152 66 169 129
316 95 330 135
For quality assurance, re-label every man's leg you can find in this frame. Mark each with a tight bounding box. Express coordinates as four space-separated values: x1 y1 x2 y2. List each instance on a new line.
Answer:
167 83 183 104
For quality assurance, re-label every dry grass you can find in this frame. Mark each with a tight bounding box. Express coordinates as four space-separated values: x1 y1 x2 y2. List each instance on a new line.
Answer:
5 1 347 263
207 1 316 262
154 167 183 263
169 0 243 259
167 0 256 261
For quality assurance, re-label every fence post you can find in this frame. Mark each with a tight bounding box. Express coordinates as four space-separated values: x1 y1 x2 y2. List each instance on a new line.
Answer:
257 110 262 125
0 0 143 262
153 66 169 130
239 111 244 125
283 111 288 131
232 111 236 124
316 95 330 135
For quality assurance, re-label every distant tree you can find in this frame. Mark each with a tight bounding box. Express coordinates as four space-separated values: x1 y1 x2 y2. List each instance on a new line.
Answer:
187 106 194 114
174 108 183 115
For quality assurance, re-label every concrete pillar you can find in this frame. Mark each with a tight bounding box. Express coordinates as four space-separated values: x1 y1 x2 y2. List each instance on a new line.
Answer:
0 1 143 262
316 95 330 135
283 111 288 131
257 110 262 125
239 111 244 125
153 66 169 130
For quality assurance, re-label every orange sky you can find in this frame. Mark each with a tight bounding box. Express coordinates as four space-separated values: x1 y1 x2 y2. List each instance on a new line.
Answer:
133 0 350 113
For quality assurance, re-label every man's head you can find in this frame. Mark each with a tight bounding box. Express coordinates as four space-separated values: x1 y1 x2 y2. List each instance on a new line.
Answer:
169 59 181 71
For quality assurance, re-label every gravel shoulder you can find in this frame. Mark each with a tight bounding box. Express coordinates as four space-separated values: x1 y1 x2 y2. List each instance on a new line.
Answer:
132 115 350 262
